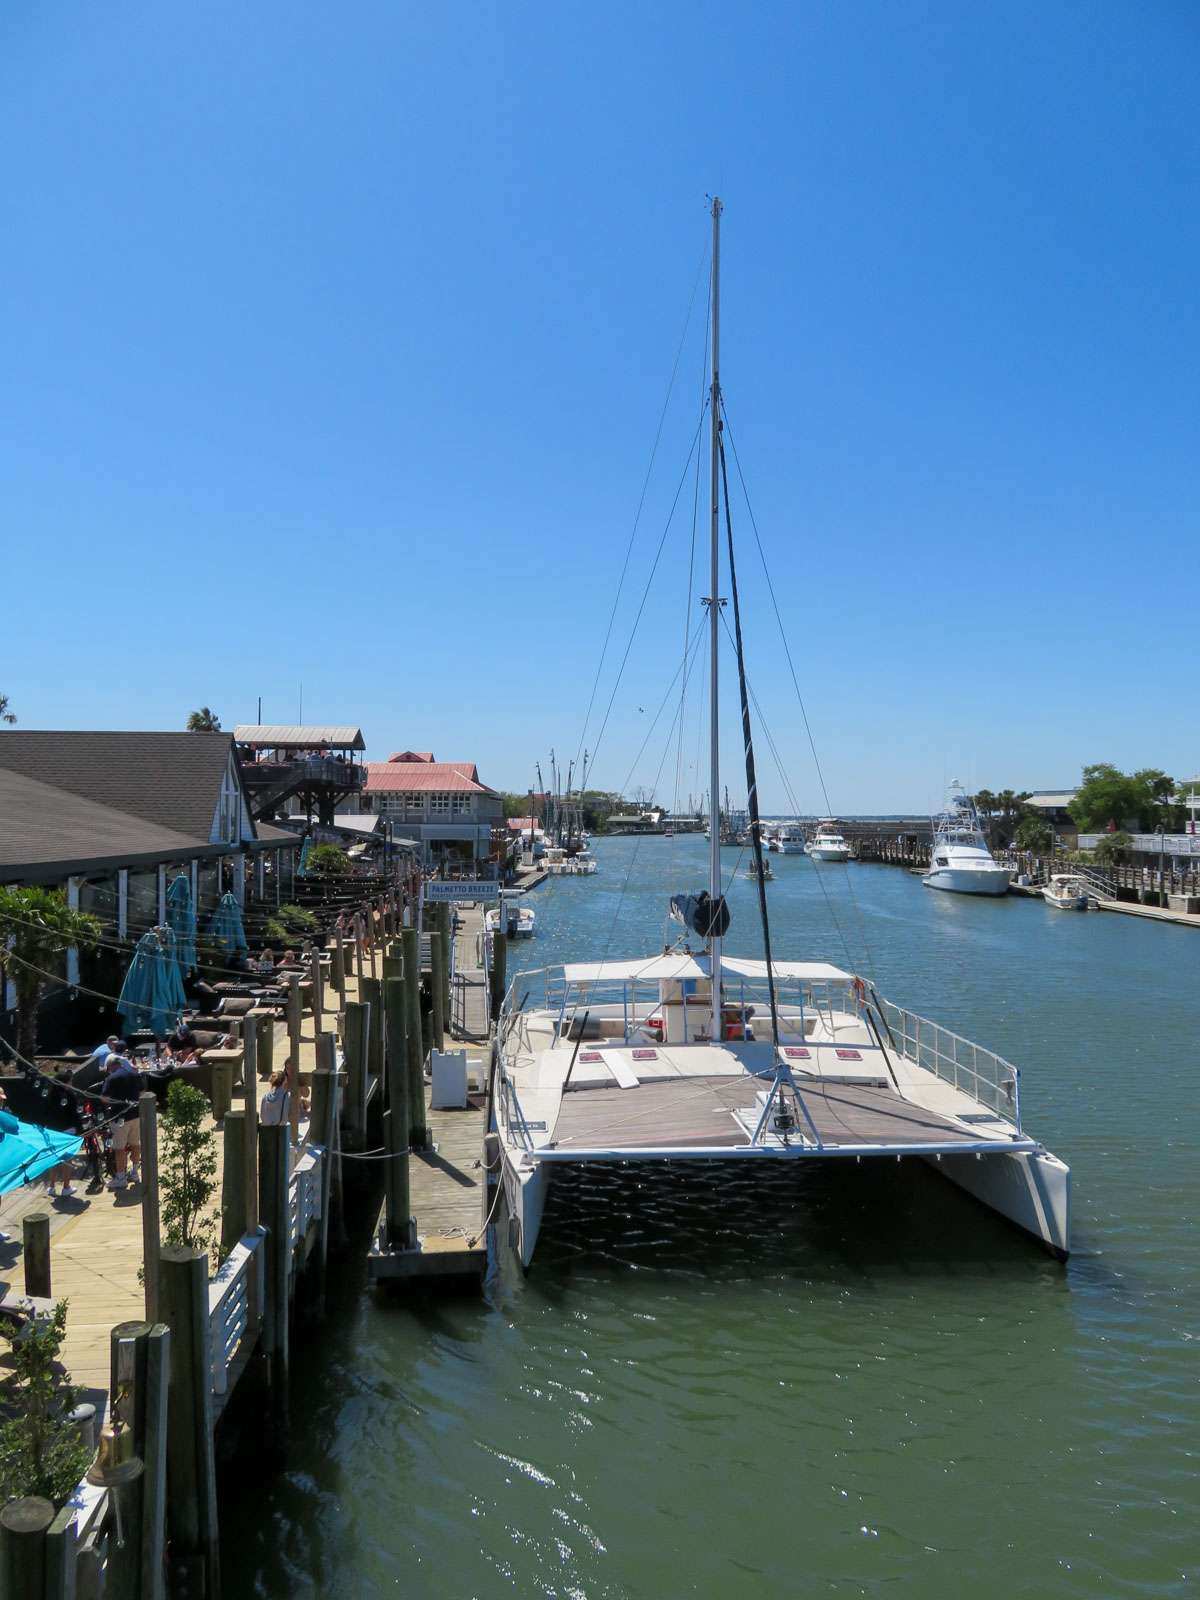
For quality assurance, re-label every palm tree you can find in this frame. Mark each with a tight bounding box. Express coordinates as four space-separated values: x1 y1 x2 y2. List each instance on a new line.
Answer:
972 789 998 820
0 887 102 1061
0 692 15 725
186 707 221 732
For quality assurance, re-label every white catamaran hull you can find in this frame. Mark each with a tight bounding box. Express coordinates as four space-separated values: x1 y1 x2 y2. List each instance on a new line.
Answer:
502 1142 1071 1268
926 1147 1070 1258
923 866 1010 895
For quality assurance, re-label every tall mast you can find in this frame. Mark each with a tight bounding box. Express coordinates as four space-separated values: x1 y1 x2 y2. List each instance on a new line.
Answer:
707 195 723 1045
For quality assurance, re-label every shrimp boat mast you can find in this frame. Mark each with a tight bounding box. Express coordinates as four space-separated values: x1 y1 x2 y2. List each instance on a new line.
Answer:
492 200 1070 1268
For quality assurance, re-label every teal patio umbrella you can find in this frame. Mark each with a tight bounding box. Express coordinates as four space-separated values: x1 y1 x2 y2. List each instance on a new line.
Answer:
0 1110 82 1195
208 892 248 958
117 931 185 1036
166 873 197 974
297 838 312 878
156 925 189 1011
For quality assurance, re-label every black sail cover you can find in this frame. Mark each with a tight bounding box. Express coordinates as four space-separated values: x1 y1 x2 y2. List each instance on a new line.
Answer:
669 892 730 940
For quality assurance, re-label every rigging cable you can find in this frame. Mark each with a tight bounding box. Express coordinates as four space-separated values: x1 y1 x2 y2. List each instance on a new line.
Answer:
717 433 781 1050
719 398 878 981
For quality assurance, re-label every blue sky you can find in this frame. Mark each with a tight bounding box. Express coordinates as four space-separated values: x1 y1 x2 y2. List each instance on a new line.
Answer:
2 2 1197 813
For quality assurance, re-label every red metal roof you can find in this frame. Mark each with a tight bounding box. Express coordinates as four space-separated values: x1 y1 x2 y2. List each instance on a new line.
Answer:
365 760 491 795
388 750 435 763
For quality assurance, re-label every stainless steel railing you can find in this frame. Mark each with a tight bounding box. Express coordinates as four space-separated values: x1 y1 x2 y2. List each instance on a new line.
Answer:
876 999 1021 1130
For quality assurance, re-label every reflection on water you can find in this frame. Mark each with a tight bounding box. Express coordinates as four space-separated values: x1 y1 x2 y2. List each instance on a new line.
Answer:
221 838 1197 1599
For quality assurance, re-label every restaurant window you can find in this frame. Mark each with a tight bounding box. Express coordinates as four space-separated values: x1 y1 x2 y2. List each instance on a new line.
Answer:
197 861 221 922
126 870 158 937
404 792 425 817
78 874 119 935
430 792 451 814
451 793 471 815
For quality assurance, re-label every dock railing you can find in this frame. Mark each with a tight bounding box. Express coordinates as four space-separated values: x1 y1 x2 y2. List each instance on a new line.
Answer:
876 998 1021 1130
208 1227 267 1398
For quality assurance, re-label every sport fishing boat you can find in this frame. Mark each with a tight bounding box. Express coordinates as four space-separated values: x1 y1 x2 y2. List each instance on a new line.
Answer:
805 821 851 862
491 200 1070 1270
922 788 1010 896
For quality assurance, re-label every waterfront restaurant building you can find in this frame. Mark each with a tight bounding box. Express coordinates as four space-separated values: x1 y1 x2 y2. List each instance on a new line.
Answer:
353 751 505 869
0 731 300 1046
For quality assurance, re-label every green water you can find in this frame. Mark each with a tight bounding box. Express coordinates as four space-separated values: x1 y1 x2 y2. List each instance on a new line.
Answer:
222 837 1196 1598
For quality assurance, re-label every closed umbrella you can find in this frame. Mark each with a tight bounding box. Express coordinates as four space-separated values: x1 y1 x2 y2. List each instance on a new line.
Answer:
156 925 189 1011
118 931 184 1037
297 838 312 879
166 874 197 974
208 892 248 958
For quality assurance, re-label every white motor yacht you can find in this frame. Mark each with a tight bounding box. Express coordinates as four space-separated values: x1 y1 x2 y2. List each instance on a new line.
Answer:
1043 873 1090 911
774 824 806 855
922 789 1010 896
493 201 1069 1272
805 822 851 862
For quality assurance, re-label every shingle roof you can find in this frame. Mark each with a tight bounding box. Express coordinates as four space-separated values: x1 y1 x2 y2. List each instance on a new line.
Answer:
0 731 237 842
0 767 208 877
365 760 492 795
233 725 366 751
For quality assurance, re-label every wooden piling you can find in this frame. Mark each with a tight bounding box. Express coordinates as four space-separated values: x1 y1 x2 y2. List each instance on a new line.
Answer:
106 1320 151 1599
490 930 508 1025
254 1010 274 1080
221 1111 250 1259
242 1022 259 1235
22 1211 50 1299
257 1123 291 1433
354 914 364 983
159 1248 220 1598
138 1323 170 1600
401 928 428 1148
383 977 412 1248
308 1052 340 1316
43 1503 77 1600
287 973 302 1082
333 927 346 995
0 1497 54 1598
341 1000 369 1148
436 901 452 1025
309 948 323 1033
429 926 447 1054
361 976 384 1092
139 1092 161 1324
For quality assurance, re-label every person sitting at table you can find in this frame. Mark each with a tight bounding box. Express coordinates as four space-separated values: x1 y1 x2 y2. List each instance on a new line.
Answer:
167 1019 198 1059
258 948 276 972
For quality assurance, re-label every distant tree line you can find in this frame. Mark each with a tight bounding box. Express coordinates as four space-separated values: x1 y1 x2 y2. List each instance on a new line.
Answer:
972 764 1188 855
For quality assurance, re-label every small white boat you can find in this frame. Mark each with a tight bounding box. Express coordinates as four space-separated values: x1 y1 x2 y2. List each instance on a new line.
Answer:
1043 873 1090 911
922 788 1010 896
487 903 536 937
805 822 851 862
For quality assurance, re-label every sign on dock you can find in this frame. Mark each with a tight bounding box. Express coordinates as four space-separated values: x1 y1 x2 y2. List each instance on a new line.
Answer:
424 880 499 902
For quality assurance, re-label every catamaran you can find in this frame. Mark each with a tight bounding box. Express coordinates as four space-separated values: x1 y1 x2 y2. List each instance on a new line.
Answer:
491 201 1070 1270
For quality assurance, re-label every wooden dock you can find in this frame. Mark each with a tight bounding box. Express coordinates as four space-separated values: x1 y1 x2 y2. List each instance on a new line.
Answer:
367 899 492 1288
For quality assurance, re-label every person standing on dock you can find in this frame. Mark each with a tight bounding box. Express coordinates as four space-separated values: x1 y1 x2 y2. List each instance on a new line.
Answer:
100 1053 142 1190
